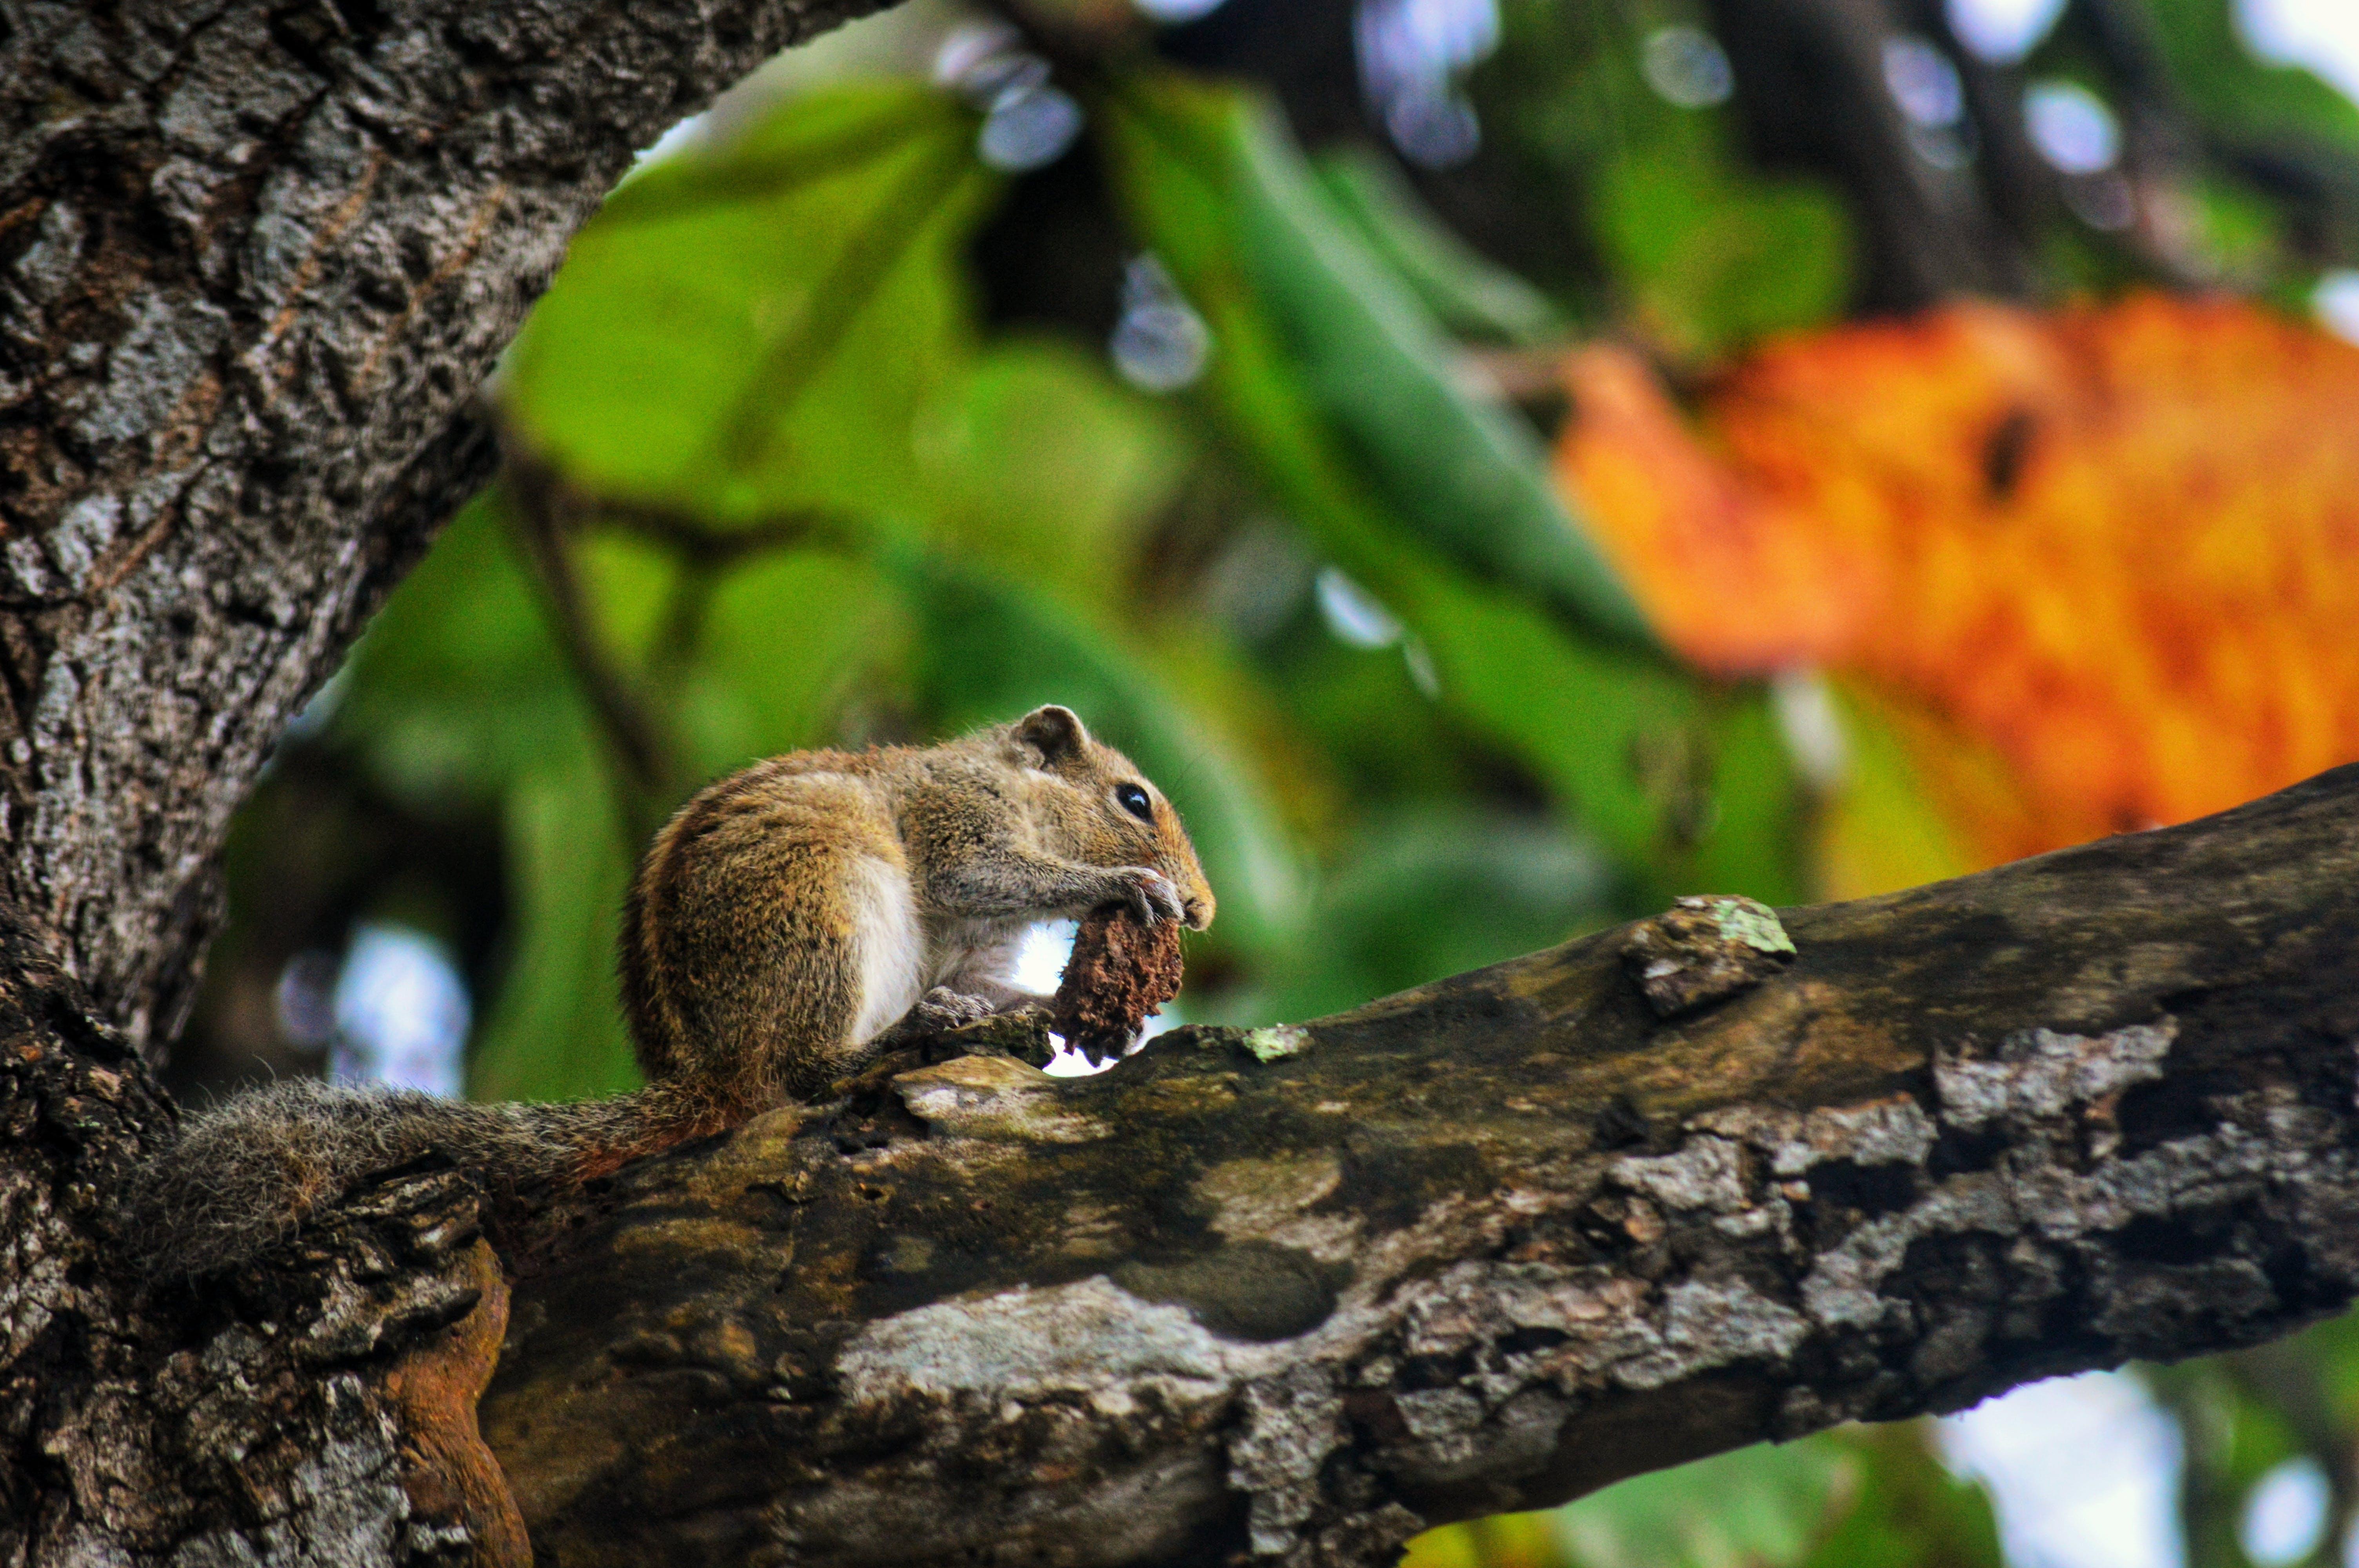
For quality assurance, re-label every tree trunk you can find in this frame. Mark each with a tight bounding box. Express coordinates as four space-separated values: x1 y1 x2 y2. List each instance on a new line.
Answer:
0 0 888 1054
480 764 2359 1566
0 3 887 1561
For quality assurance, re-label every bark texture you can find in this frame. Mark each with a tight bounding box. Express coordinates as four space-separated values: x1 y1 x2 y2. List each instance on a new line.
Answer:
0 3 893 1562
0 897 525 1566
480 764 2359 1568
0 0 889 1053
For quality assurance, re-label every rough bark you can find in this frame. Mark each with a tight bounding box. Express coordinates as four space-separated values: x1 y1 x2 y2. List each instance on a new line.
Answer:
0 897 528 1566
480 764 2359 1568
0 3 894 1562
0 0 889 1054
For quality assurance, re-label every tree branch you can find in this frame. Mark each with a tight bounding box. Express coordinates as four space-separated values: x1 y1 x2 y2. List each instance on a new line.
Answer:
484 763 2359 1567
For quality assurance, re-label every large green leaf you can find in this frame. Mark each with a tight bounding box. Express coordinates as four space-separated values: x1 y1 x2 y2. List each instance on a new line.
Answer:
1312 146 1567 346
675 547 910 782
334 493 601 807
1102 71 1799 905
469 755 642 1103
503 81 994 526
1227 98 1654 648
914 339 1194 608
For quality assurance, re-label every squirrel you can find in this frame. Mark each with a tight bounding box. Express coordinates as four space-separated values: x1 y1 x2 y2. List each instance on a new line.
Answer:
129 705 1215 1280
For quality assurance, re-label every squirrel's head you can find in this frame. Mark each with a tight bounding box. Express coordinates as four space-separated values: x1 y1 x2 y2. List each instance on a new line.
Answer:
1001 704 1216 931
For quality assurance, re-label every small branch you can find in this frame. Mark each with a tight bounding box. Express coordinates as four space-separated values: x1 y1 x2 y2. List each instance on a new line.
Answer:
482 764 2359 1567
500 456 674 802
582 491 864 568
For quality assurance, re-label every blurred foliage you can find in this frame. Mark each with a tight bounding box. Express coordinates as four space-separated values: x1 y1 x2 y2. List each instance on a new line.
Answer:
180 0 2359 1564
1558 293 2359 883
1403 1423 2004 1568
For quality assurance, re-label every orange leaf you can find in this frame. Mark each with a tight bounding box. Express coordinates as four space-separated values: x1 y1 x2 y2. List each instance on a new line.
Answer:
1556 295 2359 868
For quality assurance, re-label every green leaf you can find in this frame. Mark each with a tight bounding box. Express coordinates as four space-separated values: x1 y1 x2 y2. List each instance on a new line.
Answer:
1593 149 1851 356
1226 97 1655 648
1800 1424 2003 1568
468 755 643 1103
1227 804 1613 1024
334 493 600 806
1556 1437 1850 1568
1399 563 1696 878
1106 76 1650 646
915 339 1194 608
502 81 994 526
2139 0 2359 158
678 547 909 780
1103 73 1799 903
1473 0 1852 356
1312 145 1567 345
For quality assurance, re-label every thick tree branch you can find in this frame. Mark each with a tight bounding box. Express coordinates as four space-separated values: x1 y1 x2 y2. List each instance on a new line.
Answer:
0 0 891 1051
484 764 2359 1567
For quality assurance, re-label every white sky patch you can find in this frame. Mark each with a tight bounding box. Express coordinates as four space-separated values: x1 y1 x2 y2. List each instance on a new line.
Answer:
2315 270 2359 344
631 112 708 172
1770 671 1848 791
1013 919 1078 999
1018 921 1101 1078
329 924 470 1098
2025 80 2123 174
1948 0 2066 63
1940 1370 2185 1568
2239 0 2359 104
2240 1456 2329 1567
1131 0 1229 20
1015 919 1183 1078
1315 566 1405 649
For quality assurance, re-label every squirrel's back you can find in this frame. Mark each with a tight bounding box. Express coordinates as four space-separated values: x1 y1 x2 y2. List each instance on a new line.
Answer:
619 750 920 1102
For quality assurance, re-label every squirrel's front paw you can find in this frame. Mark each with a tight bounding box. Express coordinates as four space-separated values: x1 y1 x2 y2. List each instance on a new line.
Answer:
1109 867 1185 927
907 986 996 1033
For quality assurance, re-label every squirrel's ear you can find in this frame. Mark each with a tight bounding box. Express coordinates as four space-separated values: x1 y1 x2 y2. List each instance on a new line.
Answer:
1012 704 1087 766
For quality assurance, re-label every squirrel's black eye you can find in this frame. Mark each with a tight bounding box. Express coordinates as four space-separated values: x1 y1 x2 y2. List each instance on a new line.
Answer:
1116 783 1154 821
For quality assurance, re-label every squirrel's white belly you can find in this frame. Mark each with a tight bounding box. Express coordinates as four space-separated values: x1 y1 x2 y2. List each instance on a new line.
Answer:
846 854 925 1043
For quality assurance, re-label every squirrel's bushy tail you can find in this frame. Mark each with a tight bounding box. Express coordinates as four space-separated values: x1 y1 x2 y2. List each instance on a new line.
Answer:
127 1078 735 1282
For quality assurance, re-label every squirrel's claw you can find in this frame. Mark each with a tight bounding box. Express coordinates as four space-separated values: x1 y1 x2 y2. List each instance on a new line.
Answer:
1114 867 1184 927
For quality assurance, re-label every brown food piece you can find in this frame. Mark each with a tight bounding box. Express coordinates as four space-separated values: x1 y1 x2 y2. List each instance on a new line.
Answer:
1053 904 1187 1067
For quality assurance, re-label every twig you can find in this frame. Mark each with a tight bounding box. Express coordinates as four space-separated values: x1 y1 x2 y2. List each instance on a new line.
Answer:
498 453 673 802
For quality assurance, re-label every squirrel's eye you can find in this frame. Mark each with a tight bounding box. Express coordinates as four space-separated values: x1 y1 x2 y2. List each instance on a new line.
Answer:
1116 783 1154 821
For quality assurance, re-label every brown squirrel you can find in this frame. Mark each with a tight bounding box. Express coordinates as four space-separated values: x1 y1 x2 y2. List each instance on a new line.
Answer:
130 706 1214 1279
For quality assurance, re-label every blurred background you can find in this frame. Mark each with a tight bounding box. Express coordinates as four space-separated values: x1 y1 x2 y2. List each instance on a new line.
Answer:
169 0 2359 1562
